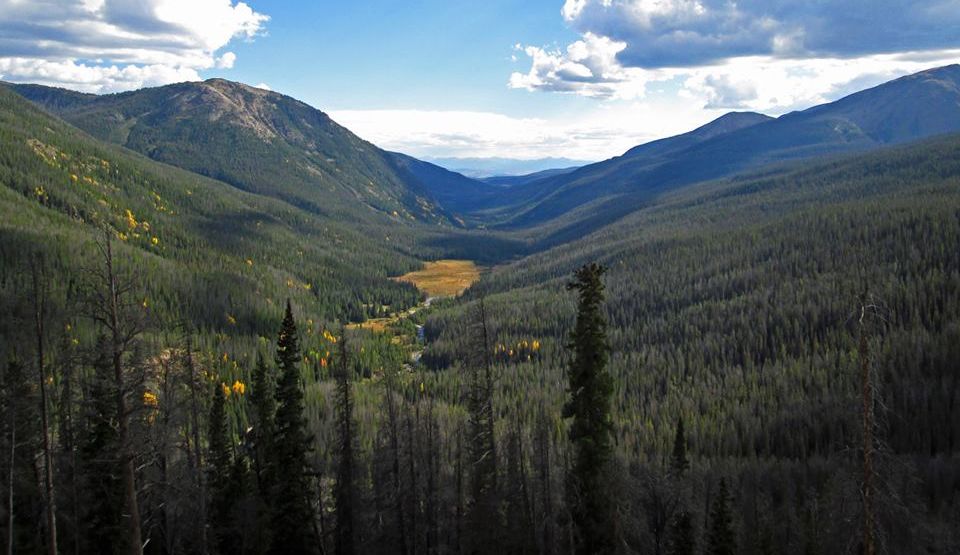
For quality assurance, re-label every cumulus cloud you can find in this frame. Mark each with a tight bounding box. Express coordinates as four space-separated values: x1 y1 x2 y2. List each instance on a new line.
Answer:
559 0 960 68
0 0 268 92
681 50 960 112
216 51 237 69
511 0 960 113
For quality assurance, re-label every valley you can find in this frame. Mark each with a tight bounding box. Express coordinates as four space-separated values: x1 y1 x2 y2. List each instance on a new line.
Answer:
1 63 959 555
392 259 481 298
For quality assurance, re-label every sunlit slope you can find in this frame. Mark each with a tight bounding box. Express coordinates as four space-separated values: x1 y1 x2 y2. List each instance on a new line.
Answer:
0 84 424 332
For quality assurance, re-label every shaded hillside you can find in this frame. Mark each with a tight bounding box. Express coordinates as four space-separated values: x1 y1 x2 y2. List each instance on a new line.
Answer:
489 65 960 236
383 151 505 220
481 166 580 187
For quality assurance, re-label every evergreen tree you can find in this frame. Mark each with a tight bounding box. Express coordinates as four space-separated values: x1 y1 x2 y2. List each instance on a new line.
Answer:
250 352 276 551
79 337 123 555
666 510 695 555
666 417 694 555
268 300 315 555
208 382 237 554
334 334 356 555
706 479 736 555
563 263 615 554
2 356 43 554
250 353 276 484
465 297 499 551
669 417 689 479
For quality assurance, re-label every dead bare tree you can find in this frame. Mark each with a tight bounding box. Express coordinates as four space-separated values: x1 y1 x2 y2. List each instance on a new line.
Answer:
83 233 148 555
31 261 58 555
855 291 887 555
5 371 15 555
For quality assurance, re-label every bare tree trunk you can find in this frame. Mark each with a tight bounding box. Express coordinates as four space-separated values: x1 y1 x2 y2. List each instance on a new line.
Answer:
478 298 497 484
58 341 81 555
33 265 58 555
186 344 208 555
6 414 15 555
455 427 463 555
537 407 554 555
102 238 142 555
858 302 875 555
516 412 536 551
384 375 408 555
407 408 419 555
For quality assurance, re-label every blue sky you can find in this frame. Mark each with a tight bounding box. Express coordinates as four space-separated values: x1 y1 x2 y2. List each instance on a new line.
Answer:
220 1 582 115
2 1 960 160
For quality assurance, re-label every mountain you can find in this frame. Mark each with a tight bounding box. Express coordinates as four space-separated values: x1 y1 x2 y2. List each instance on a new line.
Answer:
480 166 580 187
7 79 479 227
382 152 505 221
424 156 592 178
482 65 960 236
0 84 430 329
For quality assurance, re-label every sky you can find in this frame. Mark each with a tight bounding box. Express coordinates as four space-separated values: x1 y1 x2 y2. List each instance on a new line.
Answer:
2 0 960 161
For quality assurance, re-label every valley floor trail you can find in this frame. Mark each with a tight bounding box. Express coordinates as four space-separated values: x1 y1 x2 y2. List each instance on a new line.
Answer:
347 260 480 347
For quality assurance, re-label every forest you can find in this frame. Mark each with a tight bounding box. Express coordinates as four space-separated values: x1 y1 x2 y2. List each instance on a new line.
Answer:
1 76 959 554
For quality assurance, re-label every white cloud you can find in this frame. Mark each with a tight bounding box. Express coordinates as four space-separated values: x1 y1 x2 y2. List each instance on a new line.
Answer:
254 82 272 91
0 0 268 93
0 57 202 91
331 100 725 161
558 0 960 68
512 19 960 114
216 51 237 69
512 0 960 117
680 50 960 113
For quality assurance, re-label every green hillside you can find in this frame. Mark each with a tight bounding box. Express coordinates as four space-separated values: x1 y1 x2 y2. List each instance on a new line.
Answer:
0 84 426 341
420 135 960 552
1 69 959 555
9 79 468 227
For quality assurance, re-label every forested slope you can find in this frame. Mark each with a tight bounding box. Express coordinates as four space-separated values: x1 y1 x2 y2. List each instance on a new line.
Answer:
420 135 960 553
8 79 477 227
0 83 427 341
1 69 959 555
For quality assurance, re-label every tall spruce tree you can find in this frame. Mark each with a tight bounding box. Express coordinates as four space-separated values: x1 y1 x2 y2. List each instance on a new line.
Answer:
268 300 314 555
80 336 123 555
334 334 356 555
465 297 499 551
666 417 694 555
3 356 42 555
250 352 276 552
706 479 736 555
208 382 237 555
563 263 615 554
666 510 695 555
669 417 689 479
250 353 276 483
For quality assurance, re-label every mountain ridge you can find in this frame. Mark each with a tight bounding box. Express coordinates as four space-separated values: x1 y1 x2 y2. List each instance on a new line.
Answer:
6 78 483 228
482 64 960 236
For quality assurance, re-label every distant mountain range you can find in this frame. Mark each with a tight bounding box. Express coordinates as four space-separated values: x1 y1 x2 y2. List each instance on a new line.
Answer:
475 64 960 242
8 64 960 245
423 157 592 178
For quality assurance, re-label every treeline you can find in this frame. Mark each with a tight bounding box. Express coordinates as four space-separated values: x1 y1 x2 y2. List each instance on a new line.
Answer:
417 137 960 553
5 228 952 554
1 234 621 554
